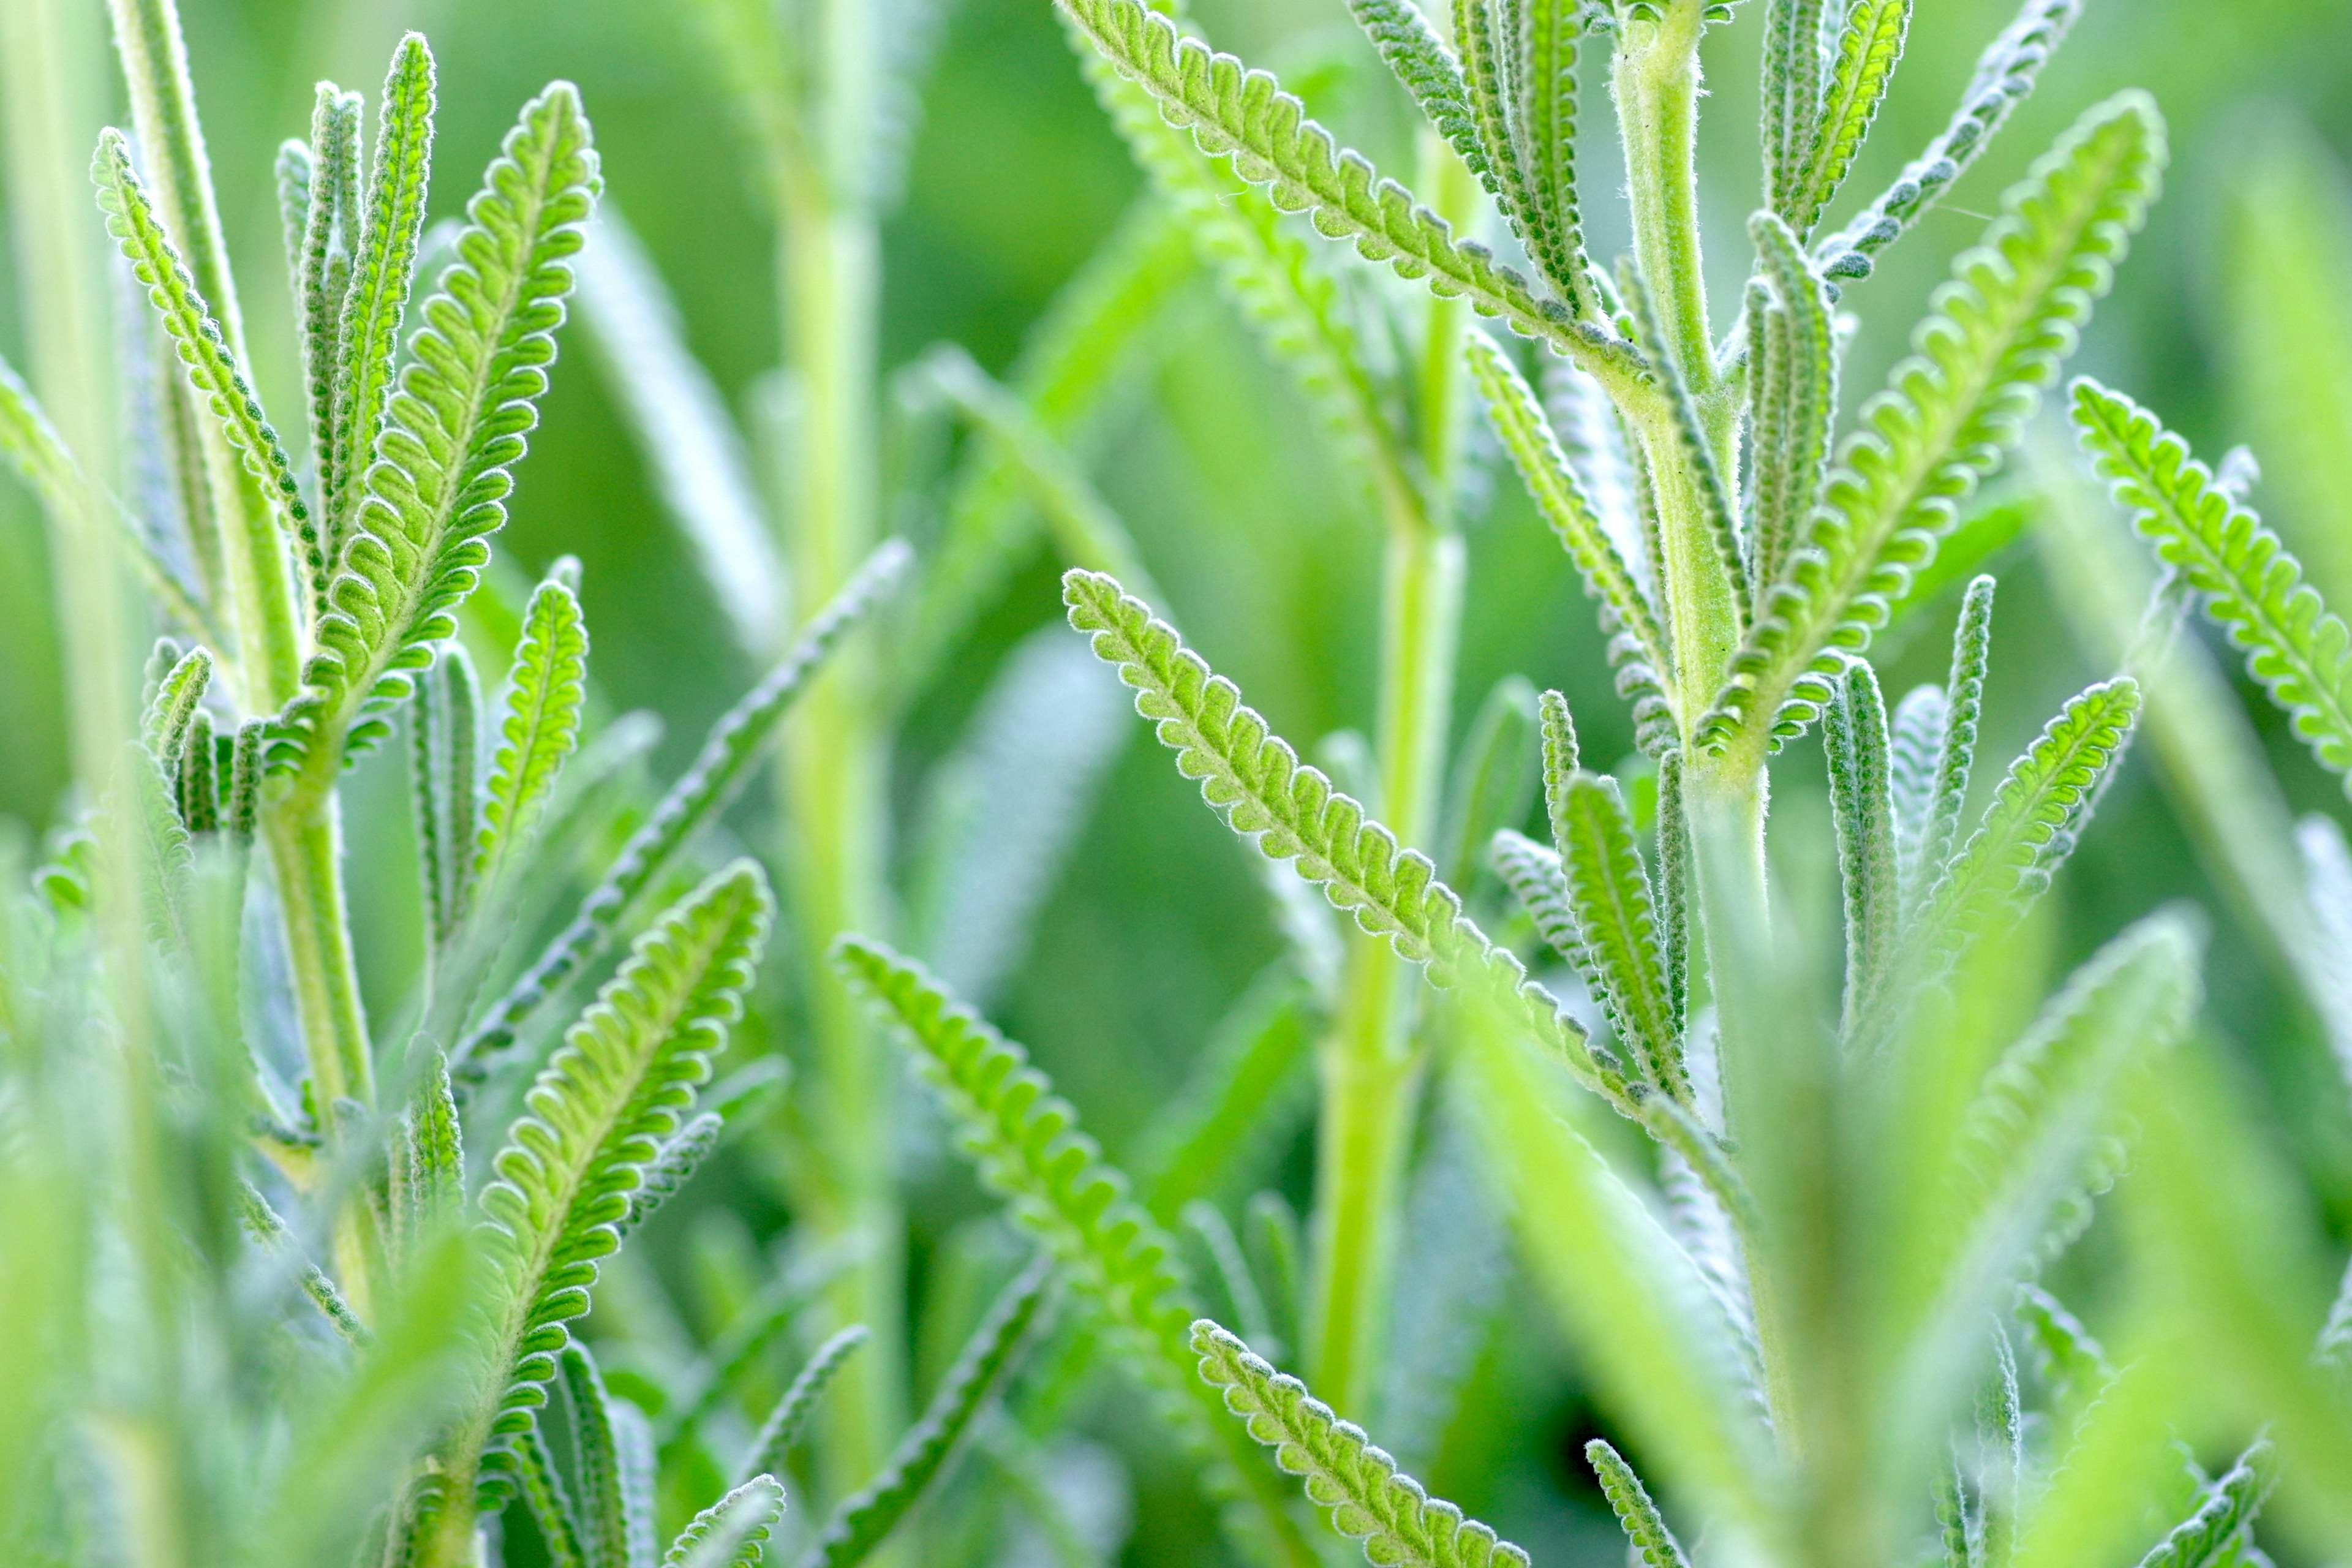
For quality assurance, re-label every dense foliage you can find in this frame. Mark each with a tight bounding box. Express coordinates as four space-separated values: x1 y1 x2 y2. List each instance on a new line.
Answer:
2 1 2351 1566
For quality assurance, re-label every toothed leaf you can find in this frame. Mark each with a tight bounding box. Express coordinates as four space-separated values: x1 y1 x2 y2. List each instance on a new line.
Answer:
1190 1320 1531 1568
1702 94 2161 757
278 80 600 782
1056 0 1644 393
475 576 588 889
2071 378 2352 791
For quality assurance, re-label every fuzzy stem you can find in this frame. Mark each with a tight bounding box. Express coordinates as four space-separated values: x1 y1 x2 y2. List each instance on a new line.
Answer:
1614 4 1717 396
4 0 131 791
106 0 303 712
1307 127 1471 1420
1685 758 1804 1446
770 0 908 1508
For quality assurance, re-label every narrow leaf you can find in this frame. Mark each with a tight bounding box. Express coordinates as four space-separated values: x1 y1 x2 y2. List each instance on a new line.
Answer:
456 539 905 1074
1056 0 1646 394
834 937 1322 1568
281 80 600 780
1585 1439 1692 1568
1823 657 1897 1035
475 576 589 889
797 1258 1057 1568
1702 93 2161 758
94 129 320 606
1789 0 1910 237
445 862 771 1525
2072 377 2352 791
667 1475 786 1568
1190 1320 1530 1568
1552 771 1686 1102
1817 0 2082 280
1467 334 1670 690
328 36 438 579
736 1327 872 1487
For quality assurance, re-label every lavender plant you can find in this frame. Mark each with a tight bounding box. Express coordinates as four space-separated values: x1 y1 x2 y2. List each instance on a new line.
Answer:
7 1 2352 1567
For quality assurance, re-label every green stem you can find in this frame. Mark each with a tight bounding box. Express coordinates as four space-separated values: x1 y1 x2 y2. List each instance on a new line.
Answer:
107 0 305 712
1684 759 1803 1446
1306 129 1470 1421
263 803 375 1110
1613 4 1716 394
108 0 374 1333
772 0 907 1505
4 0 130 791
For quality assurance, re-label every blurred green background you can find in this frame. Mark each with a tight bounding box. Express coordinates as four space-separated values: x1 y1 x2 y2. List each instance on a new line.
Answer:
4 0 2351 1558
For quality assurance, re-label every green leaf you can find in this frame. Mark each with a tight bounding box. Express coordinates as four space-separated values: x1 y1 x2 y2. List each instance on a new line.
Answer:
1910 914 2199 1366
918 345 1160 605
1788 0 1909 238
1070 43 1422 532
328 36 437 586
94 127 320 609
280 79 600 782
1451 0 1555 307
388 1050 465 1269
1761 0 1828 225
1436 674 1541 892
833 935 1320 1568
1189 1319 1530 1568
798 1257 1057 1568
410 641 482 956
1910 575 1996 915
1824 657 1896 1035
666 1475 786 1568
1585 1439 1692 1568
235 1179 369 1345
446 861 771 1525
1134 967 1321 1222
2222 124 2352 612
298 85 363 537
557 1344 631 1568
455 540 904 1076
1654 751 1689 1028
619 1112 722 1239
736 1326 871 1486
1491 828 1585 972
1466 334 1670 695
2071 377 2352 791
475 576 589 890
1623 266 1748 630
1055 0 1645 396
1817 0 2082 281
513 1426 590 1568
2132 1442 2271 1568
1343 1 1490 205
1550 771 1686 1103
1746 212 1837 602
176 709 219 833
2012 1282 2112 1408
1700 92 2162 759
1890 680 1947 888
573 205 785 654
1912 677 2140 979
274 134 312 284
1061 570 1626 1109
1512 0 1599 315
0 352 217 640
140 643 213 764
1457 997 1773 1534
